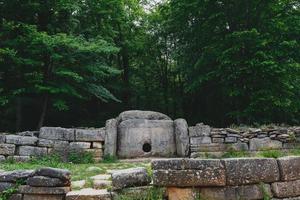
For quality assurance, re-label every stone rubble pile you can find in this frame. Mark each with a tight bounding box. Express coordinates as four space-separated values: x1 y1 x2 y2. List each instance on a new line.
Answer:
189 123 300 157
152 156 300 200
0 127 105 162
0 167 71 200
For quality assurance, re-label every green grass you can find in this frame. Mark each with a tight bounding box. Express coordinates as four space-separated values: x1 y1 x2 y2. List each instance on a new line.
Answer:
0 155 151 188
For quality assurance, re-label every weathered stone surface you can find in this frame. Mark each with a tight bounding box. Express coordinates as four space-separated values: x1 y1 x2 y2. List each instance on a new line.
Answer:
18 146 47 156
93 180 112 189
199 184 272 200
53 141 69 149
6 135 38 145
0 155 5 162
18 185 70 195
7 156 31 162
23 194 64 200
174 119 189 157
152 159 226 187
104 119 118 157
66 188 112 200
0 134 6 143
0 170 34 182
72 180 86 189
229 142 249 151
75 128 105 142
188 123 211 137
167 187 198 200
8 193 23 200
17 131 39 137
27 176 67 187
0 143 15 155
38 139 54 147
0 182 15 192
92 142 103 149
117 119 176 158
111 167 151 190
277 156 300 181
272 180 300 198
224 158 280 185
190 136 211 144
34 168 71 182
117 110 171 122
225 136 238 143
39 127 75 141
212 138 225 143
249 138 282 150
69 142 91 149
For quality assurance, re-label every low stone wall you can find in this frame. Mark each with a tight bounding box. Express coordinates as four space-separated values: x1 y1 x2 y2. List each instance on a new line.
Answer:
189 123 300 158
0 167 71 200
0 127 105 162
152 156 300 200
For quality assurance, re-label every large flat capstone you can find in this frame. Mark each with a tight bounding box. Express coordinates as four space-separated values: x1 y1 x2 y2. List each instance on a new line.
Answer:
39 127 75 141
0 170 34 182
117 110 171 122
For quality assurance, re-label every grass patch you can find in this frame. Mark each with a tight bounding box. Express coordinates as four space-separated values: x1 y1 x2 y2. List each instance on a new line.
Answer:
116 187 165 200
258 150 285 158
222 150 250 158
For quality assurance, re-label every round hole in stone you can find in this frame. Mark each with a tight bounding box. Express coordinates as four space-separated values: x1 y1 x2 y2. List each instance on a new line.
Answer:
142 143 152 153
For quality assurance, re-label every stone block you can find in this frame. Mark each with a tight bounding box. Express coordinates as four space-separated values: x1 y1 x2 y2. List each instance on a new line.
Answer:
0 155 5 162
189 124 211 137
272 180 300 198
111 167 151 190
117 110 171 122
277 156 300 181
7 156 31 162
117 119 176 158
17 131 39 137
34 168 71 182
174 119 189 157
18 185 70 195
75 128 105 142
228 142 249 151
104 119 118 157
38 139 54 147
0 134 6 143
69 142 91 149
8 194 23 200
152 159 226 187
23 194 64 200
0 182 15 192
66 188 112 200
93 180 112 189
212 138 224 143
92 142 103 149
224 158 280 185
190 143 226 152
27 176 67 187
18 146 47 156
6 135 38 145
0 170 34 182
39 127 75 141
53 141 69 149
249 138 282 151
167 187 198 200
199 184 272 200
225 136 237 143
0 144 15 155
190 136 211 145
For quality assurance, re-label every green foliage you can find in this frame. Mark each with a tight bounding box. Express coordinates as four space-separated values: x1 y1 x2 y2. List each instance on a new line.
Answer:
68 151 95 164
116 187 165 200
222 150 250 158
102 155 119 163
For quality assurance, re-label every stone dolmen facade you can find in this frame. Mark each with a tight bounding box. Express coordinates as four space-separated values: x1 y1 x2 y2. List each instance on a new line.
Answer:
152 156 300 200
0 167 71 200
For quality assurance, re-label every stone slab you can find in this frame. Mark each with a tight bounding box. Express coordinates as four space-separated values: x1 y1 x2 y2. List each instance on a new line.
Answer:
92 142 103 149
34 168 71 182
39 127 75 141
0 170 34 182
27 176 67 187
66 188 112 200
69 142 91 149
167 187 198 200
224 158 280 185
18 146 47 156
0 143 15 155
23 194 65 200
272 180 300 198
6 135 38 145
18 185 70 195
277 156 300 181
249 138 282 151
174 119 189 157
75 128 105 142
104 119 118 157
117 110 171 122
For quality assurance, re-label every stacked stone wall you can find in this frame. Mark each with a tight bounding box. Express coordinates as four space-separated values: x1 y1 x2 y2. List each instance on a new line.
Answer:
0 127 105 162
189 123 300 158
0 168 71 200
152 156 300 200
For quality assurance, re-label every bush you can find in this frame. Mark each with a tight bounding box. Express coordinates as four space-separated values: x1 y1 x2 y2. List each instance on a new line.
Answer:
68 151 95 164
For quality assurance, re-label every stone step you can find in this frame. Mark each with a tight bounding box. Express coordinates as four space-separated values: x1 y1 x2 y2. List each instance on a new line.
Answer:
66 188 113 200
93 180 112 189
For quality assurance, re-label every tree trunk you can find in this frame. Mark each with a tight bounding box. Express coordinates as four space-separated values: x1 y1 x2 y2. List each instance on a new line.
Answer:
37 94 49 130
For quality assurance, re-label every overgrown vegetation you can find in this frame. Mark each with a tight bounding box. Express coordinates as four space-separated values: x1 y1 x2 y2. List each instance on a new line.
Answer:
116 187 165 200
0 180 24 200
0 0 299 131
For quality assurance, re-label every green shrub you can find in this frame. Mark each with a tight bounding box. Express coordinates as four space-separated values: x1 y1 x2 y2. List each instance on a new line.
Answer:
102 155 118 163
68 151 95 164
258 150 284 158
